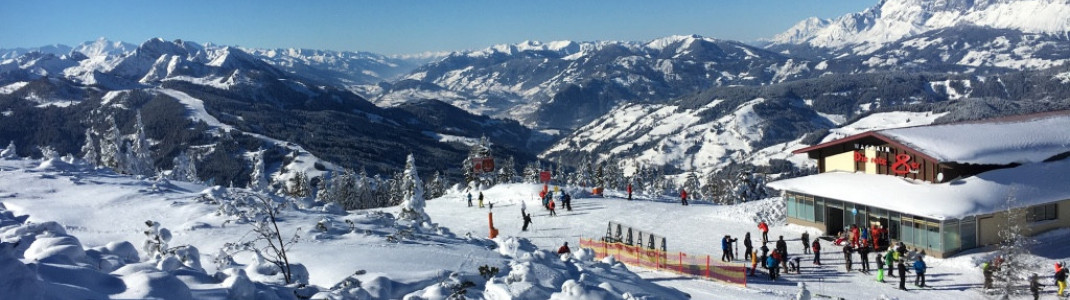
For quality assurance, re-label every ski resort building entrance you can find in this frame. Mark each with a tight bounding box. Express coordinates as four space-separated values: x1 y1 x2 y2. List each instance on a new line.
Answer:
769 111 1070 257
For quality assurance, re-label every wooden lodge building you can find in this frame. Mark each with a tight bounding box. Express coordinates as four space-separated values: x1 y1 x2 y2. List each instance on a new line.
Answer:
768 111 1070 257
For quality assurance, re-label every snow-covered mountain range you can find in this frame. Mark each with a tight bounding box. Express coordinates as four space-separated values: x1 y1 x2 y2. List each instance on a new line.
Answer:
768 0 1070 54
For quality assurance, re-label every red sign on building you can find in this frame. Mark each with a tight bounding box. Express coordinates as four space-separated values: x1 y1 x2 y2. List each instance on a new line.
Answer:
540 171 551 183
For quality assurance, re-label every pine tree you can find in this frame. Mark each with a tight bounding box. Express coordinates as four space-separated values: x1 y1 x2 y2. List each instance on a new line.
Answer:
99 116 123 171
286 172 311 199
993 193 1038 298
80 129 99 166
684 169 701 201
497 156 516 184
171 150 199 183
248 149 268 192
126 111 154 176
398 154 430 224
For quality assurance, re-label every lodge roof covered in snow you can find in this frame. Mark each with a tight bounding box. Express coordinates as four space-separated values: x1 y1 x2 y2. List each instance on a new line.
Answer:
794 110 1070 165
767 158 1070 220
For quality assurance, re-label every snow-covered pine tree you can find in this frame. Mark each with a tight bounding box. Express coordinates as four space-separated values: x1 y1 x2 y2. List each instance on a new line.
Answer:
731 169 771 204
315 171 332 204
171 150 199 183
426 171 446 199
993 193 1038 298
684 169 701 201
286 172 312 199
80 129 100 166
99 116 123 171
125 111 154 177
398 154 430 224
0 141 16 159
248 149 268 192
497 156 516 184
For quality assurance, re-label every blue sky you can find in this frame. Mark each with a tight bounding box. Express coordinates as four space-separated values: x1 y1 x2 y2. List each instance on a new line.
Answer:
1 1 874 55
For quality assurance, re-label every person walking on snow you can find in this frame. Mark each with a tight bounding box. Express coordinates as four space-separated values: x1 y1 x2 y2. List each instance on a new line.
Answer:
743 232 754 261
478 191 485 208
913 256 927 287
981 261 993 289
811 239 822 265
758 221 769 243
1057 264 1068 297
775 236 788 269
680 189 689 206
802 231 811 254
749 250 759 276
467 191 473 207
627 183 633 200
850 225 860 248
548 199 557 216
767 252 780 280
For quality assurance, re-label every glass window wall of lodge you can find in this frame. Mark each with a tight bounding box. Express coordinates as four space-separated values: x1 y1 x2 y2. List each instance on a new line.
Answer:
784 191 964 255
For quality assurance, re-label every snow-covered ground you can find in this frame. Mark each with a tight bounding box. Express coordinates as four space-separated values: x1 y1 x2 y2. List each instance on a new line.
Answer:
2 156 1067 299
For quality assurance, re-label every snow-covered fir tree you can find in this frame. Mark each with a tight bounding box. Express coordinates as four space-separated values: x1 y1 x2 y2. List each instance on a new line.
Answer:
496 156 516 184
125 111 154 177
683 169 701 201
398 154 430 224
248 149 268 192
80 129 99 166
285 172 312 199
425 171 447 199
99 116 123 171
1 141 18 159
731 169 771 204
171 150 199 183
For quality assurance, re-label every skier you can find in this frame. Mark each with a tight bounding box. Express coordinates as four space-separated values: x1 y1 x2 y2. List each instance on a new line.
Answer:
467 191 473 207
811 239 822 265
721 235 737 262
548 199 557 216
1030 273 1042 300
758 221 769 243
478 191 485 208
842 244 853 272
898 260 909 290
1057 264 1068 297
521 212 532 231
627 183 633 200
759 243 770 272
564 192 572 211
775 236 788 269
884 248 897 279
858 243 871 273
680 189 688 206
913 256 927 287
743 232 754 261
801 231 811 254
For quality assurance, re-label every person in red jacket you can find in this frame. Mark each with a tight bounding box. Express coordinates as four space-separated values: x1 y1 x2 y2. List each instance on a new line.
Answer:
758 221 769 243
558 242 571 255
850 225 860 248
627 184 633 200
680 189 689 206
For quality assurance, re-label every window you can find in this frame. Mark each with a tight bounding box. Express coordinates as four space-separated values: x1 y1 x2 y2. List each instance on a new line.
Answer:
815 198 825 222
787 196 797 219
1026 203 1058 222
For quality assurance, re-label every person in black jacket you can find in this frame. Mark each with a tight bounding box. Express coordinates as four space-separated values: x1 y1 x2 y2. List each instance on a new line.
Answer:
801 231 811 254
898 260 909 290
858 244 871 273
743 232 754 261
775 236 788 269
521 212 532 231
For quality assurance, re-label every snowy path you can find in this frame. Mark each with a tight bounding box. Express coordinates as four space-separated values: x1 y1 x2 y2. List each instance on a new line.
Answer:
423 184 991 299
